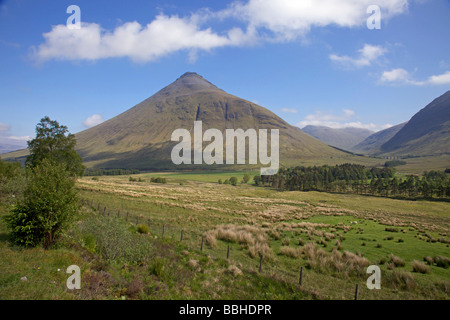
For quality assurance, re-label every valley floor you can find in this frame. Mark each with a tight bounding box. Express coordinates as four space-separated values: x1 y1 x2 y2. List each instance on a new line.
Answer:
0 172 449 300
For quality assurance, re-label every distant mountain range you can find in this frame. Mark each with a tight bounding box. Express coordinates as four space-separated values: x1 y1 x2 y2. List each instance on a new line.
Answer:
352 122 407 154
302 126 374 152
302 91 450 157
2 76 448 168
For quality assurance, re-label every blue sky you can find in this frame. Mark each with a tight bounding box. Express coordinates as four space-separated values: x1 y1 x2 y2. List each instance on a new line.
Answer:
1 0 450 150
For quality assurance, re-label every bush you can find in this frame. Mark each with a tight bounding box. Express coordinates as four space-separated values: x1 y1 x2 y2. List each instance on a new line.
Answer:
412 260 430 274
389 254 406 267
137 223 149 234
434 256 450 269
385 270 416 290
150 177 167 184
279 246 301 258
77 216 152 263
3 159 78 248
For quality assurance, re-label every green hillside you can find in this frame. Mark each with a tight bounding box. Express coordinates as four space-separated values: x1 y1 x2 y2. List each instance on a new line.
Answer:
353 122 407 154
380 91 450 156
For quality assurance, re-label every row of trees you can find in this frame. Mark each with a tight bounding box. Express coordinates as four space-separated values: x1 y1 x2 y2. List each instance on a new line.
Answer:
85 168 140 176
256 164 450 199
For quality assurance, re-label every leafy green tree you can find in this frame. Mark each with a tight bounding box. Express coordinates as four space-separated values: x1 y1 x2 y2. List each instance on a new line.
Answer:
4 158 78 248
229 177 238 186
242 173 251 184
26 116 85 177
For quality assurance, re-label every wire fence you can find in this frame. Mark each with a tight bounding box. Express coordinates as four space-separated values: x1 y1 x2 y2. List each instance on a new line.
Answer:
80 198 365 300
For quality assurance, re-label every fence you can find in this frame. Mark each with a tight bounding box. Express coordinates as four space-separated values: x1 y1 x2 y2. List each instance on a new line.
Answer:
80 198 366 300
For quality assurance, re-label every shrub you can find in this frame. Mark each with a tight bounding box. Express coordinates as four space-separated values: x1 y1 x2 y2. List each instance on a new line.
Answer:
3 159 78 248
298 238 305 246
227 265 243 277
279 246 301 258
423 256 434 265
389 254 406 267
385 270 416 290
434 256 450 269
205 231 217 248
412 260 430 274
137 223 149 234
77 216 152 263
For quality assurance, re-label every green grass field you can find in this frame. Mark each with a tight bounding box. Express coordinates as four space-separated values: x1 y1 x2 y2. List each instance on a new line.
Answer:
0 171 449 300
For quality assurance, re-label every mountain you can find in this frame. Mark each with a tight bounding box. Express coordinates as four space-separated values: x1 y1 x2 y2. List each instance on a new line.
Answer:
380 91 450 156
352 122 407 154
0 142 26 155
0 72 353 170
302 125 374 152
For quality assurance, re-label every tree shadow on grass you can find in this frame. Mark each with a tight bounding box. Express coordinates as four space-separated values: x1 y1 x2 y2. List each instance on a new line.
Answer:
0 232 10 243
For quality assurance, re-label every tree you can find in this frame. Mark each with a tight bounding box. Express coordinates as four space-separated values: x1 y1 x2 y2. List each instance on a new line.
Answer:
3 158 78 248
242 173 251 184
26 116 85 177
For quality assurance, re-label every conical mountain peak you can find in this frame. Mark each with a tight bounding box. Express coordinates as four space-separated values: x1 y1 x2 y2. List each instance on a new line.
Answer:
157 72 222 97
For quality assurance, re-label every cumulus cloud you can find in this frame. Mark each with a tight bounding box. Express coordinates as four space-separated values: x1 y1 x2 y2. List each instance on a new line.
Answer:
330 44 387 68
82 114 105 128
428 71 450 85
380 68 450 86
34 15 250 63
296 109 392 132
221 0 408 40
32 0 409 63
281 108 298 113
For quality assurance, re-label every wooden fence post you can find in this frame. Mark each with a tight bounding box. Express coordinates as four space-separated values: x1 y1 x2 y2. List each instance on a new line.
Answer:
180 230 184 242
162 224 165 237
299 267 303 286
227 245 230 260
354 284 359 300
201 236 204 251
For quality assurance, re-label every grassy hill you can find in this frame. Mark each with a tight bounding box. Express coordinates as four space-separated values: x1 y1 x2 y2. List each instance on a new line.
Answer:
2 73 368 170
380 91 450 156
353 122 407 154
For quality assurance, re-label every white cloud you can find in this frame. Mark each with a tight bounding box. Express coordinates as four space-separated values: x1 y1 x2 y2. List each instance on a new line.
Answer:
0 123 30 151
296 109 391 132
330 44 387 68
380 68 450 86
281 108 297 113
222 0 408 41
7 136 31 141
34 15 249 63
33 1 409 63
82 114 105 128
428 71 450 85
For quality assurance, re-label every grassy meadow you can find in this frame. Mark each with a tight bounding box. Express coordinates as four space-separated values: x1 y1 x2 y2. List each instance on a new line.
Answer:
0 171 449 300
